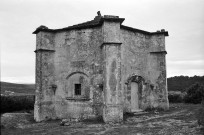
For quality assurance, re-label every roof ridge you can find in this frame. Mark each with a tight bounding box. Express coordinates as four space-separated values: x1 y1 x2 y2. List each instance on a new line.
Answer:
33 12 168 36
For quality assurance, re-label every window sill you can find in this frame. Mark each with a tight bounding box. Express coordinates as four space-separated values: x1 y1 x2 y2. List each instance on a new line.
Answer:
66 97 91 101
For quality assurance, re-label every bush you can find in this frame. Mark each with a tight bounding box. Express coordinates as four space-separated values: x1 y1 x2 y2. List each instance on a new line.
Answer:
184 83 204 104
1 95 35 114
168 94 183 103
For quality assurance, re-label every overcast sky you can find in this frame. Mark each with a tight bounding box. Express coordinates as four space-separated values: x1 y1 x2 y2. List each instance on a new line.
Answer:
1 0 204 84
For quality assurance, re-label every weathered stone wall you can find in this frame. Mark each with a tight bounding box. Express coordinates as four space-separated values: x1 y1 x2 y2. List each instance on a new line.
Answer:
146 35 169 110
120 29 169 112
102 44 123 123
102 20 123 123
53 27 104 120
34 16 169 122
34 32 56 121
35 27 104 121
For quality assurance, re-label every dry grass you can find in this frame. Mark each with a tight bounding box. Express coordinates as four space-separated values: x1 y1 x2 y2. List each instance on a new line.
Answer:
1 103 204 135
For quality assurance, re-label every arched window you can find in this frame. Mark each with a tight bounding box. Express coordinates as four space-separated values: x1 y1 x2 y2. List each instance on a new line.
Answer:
66 72 90 100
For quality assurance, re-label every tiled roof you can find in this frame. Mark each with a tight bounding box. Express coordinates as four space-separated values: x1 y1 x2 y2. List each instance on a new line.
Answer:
33 14 168 36
121 25 169 36
33 16 103 34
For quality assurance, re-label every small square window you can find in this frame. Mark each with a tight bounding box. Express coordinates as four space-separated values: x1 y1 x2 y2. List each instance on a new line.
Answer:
75 84 81 95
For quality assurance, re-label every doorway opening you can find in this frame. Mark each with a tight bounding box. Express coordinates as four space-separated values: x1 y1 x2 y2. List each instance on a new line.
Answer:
126 75 144 112
131 82 139 112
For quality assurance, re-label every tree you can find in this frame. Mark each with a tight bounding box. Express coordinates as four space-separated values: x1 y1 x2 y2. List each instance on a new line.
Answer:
184 83 204 104
167 76 204 92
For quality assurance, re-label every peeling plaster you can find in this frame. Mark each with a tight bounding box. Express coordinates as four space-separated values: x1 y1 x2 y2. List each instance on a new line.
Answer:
34 15 168 122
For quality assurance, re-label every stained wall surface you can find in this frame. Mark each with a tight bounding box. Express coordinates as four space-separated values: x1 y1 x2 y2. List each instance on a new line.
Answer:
120 28 169 112
102 20 123 123
34 27 104 121
34 16 169 122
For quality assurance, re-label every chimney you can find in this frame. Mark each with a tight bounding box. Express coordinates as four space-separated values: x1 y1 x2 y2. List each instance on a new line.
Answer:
94 11 102 21
161 29 165 32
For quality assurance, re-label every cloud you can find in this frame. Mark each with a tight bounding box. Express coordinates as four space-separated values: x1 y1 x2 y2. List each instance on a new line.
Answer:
167 59 204 77
168 60 204 66
1 0 204 83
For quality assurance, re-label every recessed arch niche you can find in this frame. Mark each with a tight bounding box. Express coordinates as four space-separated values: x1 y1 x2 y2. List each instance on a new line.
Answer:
66 72 90 99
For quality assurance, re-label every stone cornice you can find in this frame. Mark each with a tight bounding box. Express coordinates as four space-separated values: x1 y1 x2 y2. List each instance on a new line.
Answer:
100 42 122 48
150 51 167 54
34 49 55 53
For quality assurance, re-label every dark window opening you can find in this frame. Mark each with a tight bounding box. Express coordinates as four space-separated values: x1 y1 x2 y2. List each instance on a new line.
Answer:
75 84 81 95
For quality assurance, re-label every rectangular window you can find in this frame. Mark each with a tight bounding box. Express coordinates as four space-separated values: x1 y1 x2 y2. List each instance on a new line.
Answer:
75 84 81 95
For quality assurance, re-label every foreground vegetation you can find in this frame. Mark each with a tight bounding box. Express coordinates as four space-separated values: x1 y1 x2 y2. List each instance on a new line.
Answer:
1 95 35 114
1 103 203 135
168 83 204 103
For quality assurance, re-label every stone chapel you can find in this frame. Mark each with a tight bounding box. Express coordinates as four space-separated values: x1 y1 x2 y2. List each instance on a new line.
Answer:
33 12 169 123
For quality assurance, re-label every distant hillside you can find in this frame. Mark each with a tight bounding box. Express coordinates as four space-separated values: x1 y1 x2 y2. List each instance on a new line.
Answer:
0 82 35 95
1 75 203 95
167 75 204 92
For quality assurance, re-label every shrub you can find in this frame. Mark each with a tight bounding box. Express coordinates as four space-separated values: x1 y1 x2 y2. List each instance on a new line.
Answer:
1 95 35 114
184 83 204 104
168 94 183 103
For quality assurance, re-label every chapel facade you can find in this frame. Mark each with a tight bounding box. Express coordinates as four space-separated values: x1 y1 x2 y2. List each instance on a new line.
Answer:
33 12 169 123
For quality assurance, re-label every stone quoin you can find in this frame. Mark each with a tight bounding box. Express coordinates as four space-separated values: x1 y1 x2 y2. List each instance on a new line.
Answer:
33 11 169 123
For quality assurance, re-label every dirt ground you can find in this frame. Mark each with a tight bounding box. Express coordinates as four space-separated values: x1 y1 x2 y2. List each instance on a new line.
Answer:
1 103 204 135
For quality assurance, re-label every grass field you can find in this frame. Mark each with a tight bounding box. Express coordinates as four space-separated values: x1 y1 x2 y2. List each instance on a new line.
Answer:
0 82 35 95
1 103 204 135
